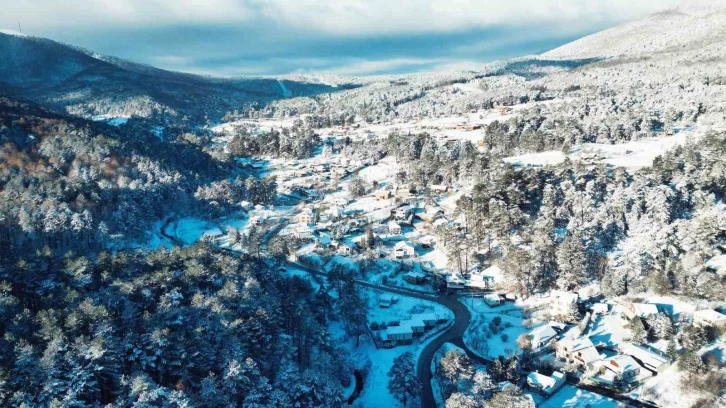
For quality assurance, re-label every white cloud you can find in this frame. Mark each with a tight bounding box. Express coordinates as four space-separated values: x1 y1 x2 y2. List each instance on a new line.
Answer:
3 0 686 35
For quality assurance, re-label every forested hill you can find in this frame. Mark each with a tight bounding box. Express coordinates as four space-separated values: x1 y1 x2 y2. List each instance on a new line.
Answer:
0 32 354 124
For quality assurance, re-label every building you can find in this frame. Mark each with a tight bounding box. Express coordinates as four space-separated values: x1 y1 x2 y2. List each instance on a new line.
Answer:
556 336 601 369
467 274 495 290
375 189 391 200
601 355 641 382
419 235 436 248
293 224 314 240
400 318 426 334
623 303 659 320
240 201 253 211
693 309 726 328
591 303 609 316
378 294 398 308
383 325 413 344
410 313 440 327
388 220 402 235
403 271 426 285
394 205 413 219
252 215 266 226
296 208 316 225
393 241 416 259
483 293 504 307
550 290 579 319
337 242 356 256
623 344 672 374
202 228 224 242
526 371 566 396
529 325 558 351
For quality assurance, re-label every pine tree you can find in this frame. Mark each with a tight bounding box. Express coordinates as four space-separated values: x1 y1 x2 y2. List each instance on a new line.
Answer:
387 352 420 407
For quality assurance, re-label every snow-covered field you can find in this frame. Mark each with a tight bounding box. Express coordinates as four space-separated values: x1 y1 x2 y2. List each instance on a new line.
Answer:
462 297 532 359
540 385 617 408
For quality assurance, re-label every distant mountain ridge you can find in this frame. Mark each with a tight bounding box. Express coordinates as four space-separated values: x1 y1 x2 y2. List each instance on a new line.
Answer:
0 32 353 123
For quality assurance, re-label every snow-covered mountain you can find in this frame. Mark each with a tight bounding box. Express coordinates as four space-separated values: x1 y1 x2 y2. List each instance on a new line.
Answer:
0 31 353 123
544 1 726 59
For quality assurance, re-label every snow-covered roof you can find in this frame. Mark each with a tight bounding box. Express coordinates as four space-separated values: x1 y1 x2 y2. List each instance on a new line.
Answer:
527 371 564 392
622 344 671 369
631 303 659 317
411 313 438 322
530 325 558 344
405 271 426 279
388 220 401 228
551 290 578 304
603 355 640 374
394 241 414 250
202 228 223 237
400 318 425 328
693 309 726 323
386 325 413 336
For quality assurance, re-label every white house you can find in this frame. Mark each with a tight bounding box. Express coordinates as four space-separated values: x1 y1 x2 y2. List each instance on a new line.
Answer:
393 241 415 259
693 309 726 328
529 325 558 351
384 325 413 343
202 228 224 242
410 313 440 327
375 189 391 200
240 201 253 211
622 343 672 374
379 294 398 308
337 242 356 256
400 318 426 334
601 355 641 382
394 205 413 219
591 303 609 316
550 290 579 318
403 271 426 284
556 336 601 369
623 303 659 320
526 371 566 396
252 215 266 226
483 293 504 307
388 220 402 235
296 208 316 225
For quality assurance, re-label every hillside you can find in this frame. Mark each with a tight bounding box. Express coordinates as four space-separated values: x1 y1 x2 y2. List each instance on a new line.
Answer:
543 2 726 59
0 32 353 123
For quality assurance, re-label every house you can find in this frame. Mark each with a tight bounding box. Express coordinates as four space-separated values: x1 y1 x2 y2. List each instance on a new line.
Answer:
430 184 449 194
202 228 224 242
403 271 426 285
526 371 566 396
693 309 726 328
379 294 398 308
393 241 416 259
601 355 641 382
483 293 504 307
622 343 672 374
556 336 601 369
394 205 413 219
240 201 253 211
384 325 413 343
375 189 391 200
420 235 436 248
446 274 466 289
388 220 402 235
296 208 316 224
420 261 436 273
252 216 266 226
623 303 659 320
337 242 356 256
418 204 445 222
529 325 558 351
591 303 609 316
467 274 495 290
293 224 314 240
332 197 349 206
550 290 579 319
410 313 440 327
400 318 426 334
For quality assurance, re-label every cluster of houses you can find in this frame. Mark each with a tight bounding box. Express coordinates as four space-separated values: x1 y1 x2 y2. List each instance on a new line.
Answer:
376 312 448 348
523 290 726 396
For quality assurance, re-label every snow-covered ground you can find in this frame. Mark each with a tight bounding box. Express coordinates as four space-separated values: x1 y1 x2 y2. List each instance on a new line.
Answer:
540 385 617 408
462 297 533 359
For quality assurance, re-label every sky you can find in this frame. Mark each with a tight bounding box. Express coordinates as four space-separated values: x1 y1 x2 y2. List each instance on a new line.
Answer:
1 0 685 77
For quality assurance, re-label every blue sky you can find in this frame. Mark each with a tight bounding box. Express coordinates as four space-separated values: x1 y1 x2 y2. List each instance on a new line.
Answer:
1 0 682 76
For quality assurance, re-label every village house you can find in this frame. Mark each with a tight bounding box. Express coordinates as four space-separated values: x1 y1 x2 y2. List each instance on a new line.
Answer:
623 302 659 320
550 290 579 319
393 241 416 259
446 274 466 289
293 224 314 240
296 208 316 225
430 184 449 194
382 325 414 346
202 228 224 242
378 294 398 308
591 303 609 316
600 355 641 383
622 343 672 374
252 215 266 226
240 201 253 211
375 189 391 200
419 235 436 248
403 271 426 285
388 220 402 235
337 242 356 256
529 325 558 351
410 313 440 327
483 293 504 307
394 205 413 219
467 274 495 290
400 318 426 335
420 260 436 273
526 371 566 396
556 336 601 370
692 309 726 328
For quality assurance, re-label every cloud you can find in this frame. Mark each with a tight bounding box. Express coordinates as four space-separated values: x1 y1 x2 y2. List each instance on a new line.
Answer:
0 0 692 76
